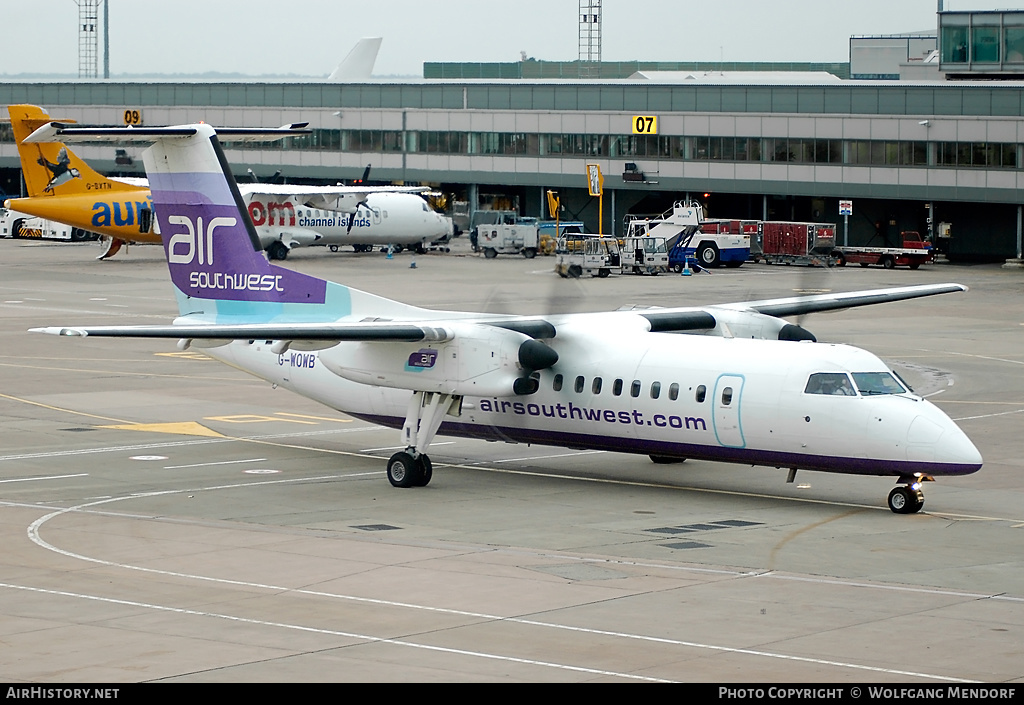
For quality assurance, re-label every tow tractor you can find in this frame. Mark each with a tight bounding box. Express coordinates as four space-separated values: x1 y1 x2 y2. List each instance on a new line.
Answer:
834 232 933 270
554 234 620 278
619 235 669 274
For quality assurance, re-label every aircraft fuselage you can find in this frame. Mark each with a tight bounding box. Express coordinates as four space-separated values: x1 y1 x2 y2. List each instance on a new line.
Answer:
206 328 982 480
245 191 451 250
6 192 159 244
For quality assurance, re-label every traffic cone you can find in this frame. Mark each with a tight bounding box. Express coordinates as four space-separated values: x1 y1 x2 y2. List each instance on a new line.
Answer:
681 258 692 276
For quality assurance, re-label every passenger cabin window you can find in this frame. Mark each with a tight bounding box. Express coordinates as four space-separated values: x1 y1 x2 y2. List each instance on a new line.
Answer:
804 372 857 396
852 372 906 396
613 378 623 396
574 375 585 393
669 383 679 401
553 374 563 392
592 377 603 394
695 385 706 403
650 381 661 399
721 387 733 405
630 380 641 398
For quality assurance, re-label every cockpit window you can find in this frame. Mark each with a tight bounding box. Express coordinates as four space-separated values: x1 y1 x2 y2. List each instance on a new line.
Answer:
852 372 906 396
804 373 857 396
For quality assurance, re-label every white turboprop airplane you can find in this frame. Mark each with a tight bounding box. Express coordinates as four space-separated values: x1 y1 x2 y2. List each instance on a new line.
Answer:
28 123 983 514
242 184 453 261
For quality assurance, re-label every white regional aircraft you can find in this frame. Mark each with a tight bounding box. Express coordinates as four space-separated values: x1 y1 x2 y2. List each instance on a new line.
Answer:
243 185 452 261
28 123 982 514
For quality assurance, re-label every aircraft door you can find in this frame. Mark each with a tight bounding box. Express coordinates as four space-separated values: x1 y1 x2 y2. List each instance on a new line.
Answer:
371 207 382 226
712 374 745 448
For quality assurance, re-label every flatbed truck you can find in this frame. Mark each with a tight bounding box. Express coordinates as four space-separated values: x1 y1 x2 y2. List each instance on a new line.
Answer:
834 233 933 270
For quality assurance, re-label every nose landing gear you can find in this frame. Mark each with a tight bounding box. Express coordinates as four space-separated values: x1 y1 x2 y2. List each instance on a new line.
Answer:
887 475 933 514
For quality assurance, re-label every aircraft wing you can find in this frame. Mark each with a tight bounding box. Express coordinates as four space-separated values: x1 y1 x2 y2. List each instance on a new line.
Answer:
719 283 968 318
239 184 433 214
30 321 452 342
31 284 967 343
242 184 430 198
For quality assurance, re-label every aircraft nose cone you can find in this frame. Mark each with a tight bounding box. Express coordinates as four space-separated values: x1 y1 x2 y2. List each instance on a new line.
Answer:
906 409 983 473
939 426 983 470
930 413 983 473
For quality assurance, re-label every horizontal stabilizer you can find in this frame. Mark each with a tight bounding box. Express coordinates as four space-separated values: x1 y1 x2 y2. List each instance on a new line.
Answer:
24 123 311 145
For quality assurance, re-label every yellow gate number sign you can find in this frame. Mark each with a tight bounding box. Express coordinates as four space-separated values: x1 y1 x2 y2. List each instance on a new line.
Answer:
632 115 657 135
123 109 143 126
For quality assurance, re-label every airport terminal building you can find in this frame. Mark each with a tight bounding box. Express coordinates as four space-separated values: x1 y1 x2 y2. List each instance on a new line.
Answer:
2 8 1024 261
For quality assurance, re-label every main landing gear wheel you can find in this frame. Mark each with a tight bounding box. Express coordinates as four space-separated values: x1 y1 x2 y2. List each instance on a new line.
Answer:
267 241 289 261
387 452 422 488
887 485 925 514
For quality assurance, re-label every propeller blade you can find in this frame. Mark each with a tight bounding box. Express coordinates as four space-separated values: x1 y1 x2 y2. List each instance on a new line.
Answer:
347 200 368 234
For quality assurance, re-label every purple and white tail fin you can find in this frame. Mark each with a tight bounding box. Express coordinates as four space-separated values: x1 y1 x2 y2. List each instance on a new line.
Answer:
142 125 329 316
24 121 428 322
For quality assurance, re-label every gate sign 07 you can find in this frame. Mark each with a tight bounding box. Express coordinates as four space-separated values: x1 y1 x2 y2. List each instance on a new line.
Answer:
632 115 658 135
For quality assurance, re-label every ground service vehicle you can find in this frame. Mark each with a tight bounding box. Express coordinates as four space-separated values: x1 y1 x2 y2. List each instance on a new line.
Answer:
684 219 756 269
834 232 933 270
477 217 540 258
756 221 837 266
619 236 669 274
554 234 620 277
0 208 98 242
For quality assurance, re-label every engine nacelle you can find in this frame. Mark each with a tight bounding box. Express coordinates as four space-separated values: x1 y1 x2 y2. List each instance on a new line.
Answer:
317 323 557 396
707 309 815 342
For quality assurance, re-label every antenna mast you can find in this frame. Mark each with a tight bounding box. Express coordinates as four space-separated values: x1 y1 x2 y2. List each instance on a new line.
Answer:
578 0 602 79
75 0 100 79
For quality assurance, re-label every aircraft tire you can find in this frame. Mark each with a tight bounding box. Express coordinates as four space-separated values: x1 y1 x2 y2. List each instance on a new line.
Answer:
267 241 289 261
887 486 924 514
387 452 422 488
412 455 432 487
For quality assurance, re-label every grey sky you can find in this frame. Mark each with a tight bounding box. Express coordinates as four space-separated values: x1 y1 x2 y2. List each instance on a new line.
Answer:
3 0 1023 77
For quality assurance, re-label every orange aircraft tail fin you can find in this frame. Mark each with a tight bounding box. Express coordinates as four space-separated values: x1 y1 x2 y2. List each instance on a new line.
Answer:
8 105 137 197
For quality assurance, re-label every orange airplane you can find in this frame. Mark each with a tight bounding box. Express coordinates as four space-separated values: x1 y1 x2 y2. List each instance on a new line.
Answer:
5 104 157 259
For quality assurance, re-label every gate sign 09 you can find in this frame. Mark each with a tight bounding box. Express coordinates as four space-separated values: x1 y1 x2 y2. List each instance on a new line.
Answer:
632 115 658 135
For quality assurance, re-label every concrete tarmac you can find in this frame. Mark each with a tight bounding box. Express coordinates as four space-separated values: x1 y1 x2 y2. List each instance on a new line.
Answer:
0 237 1021 683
